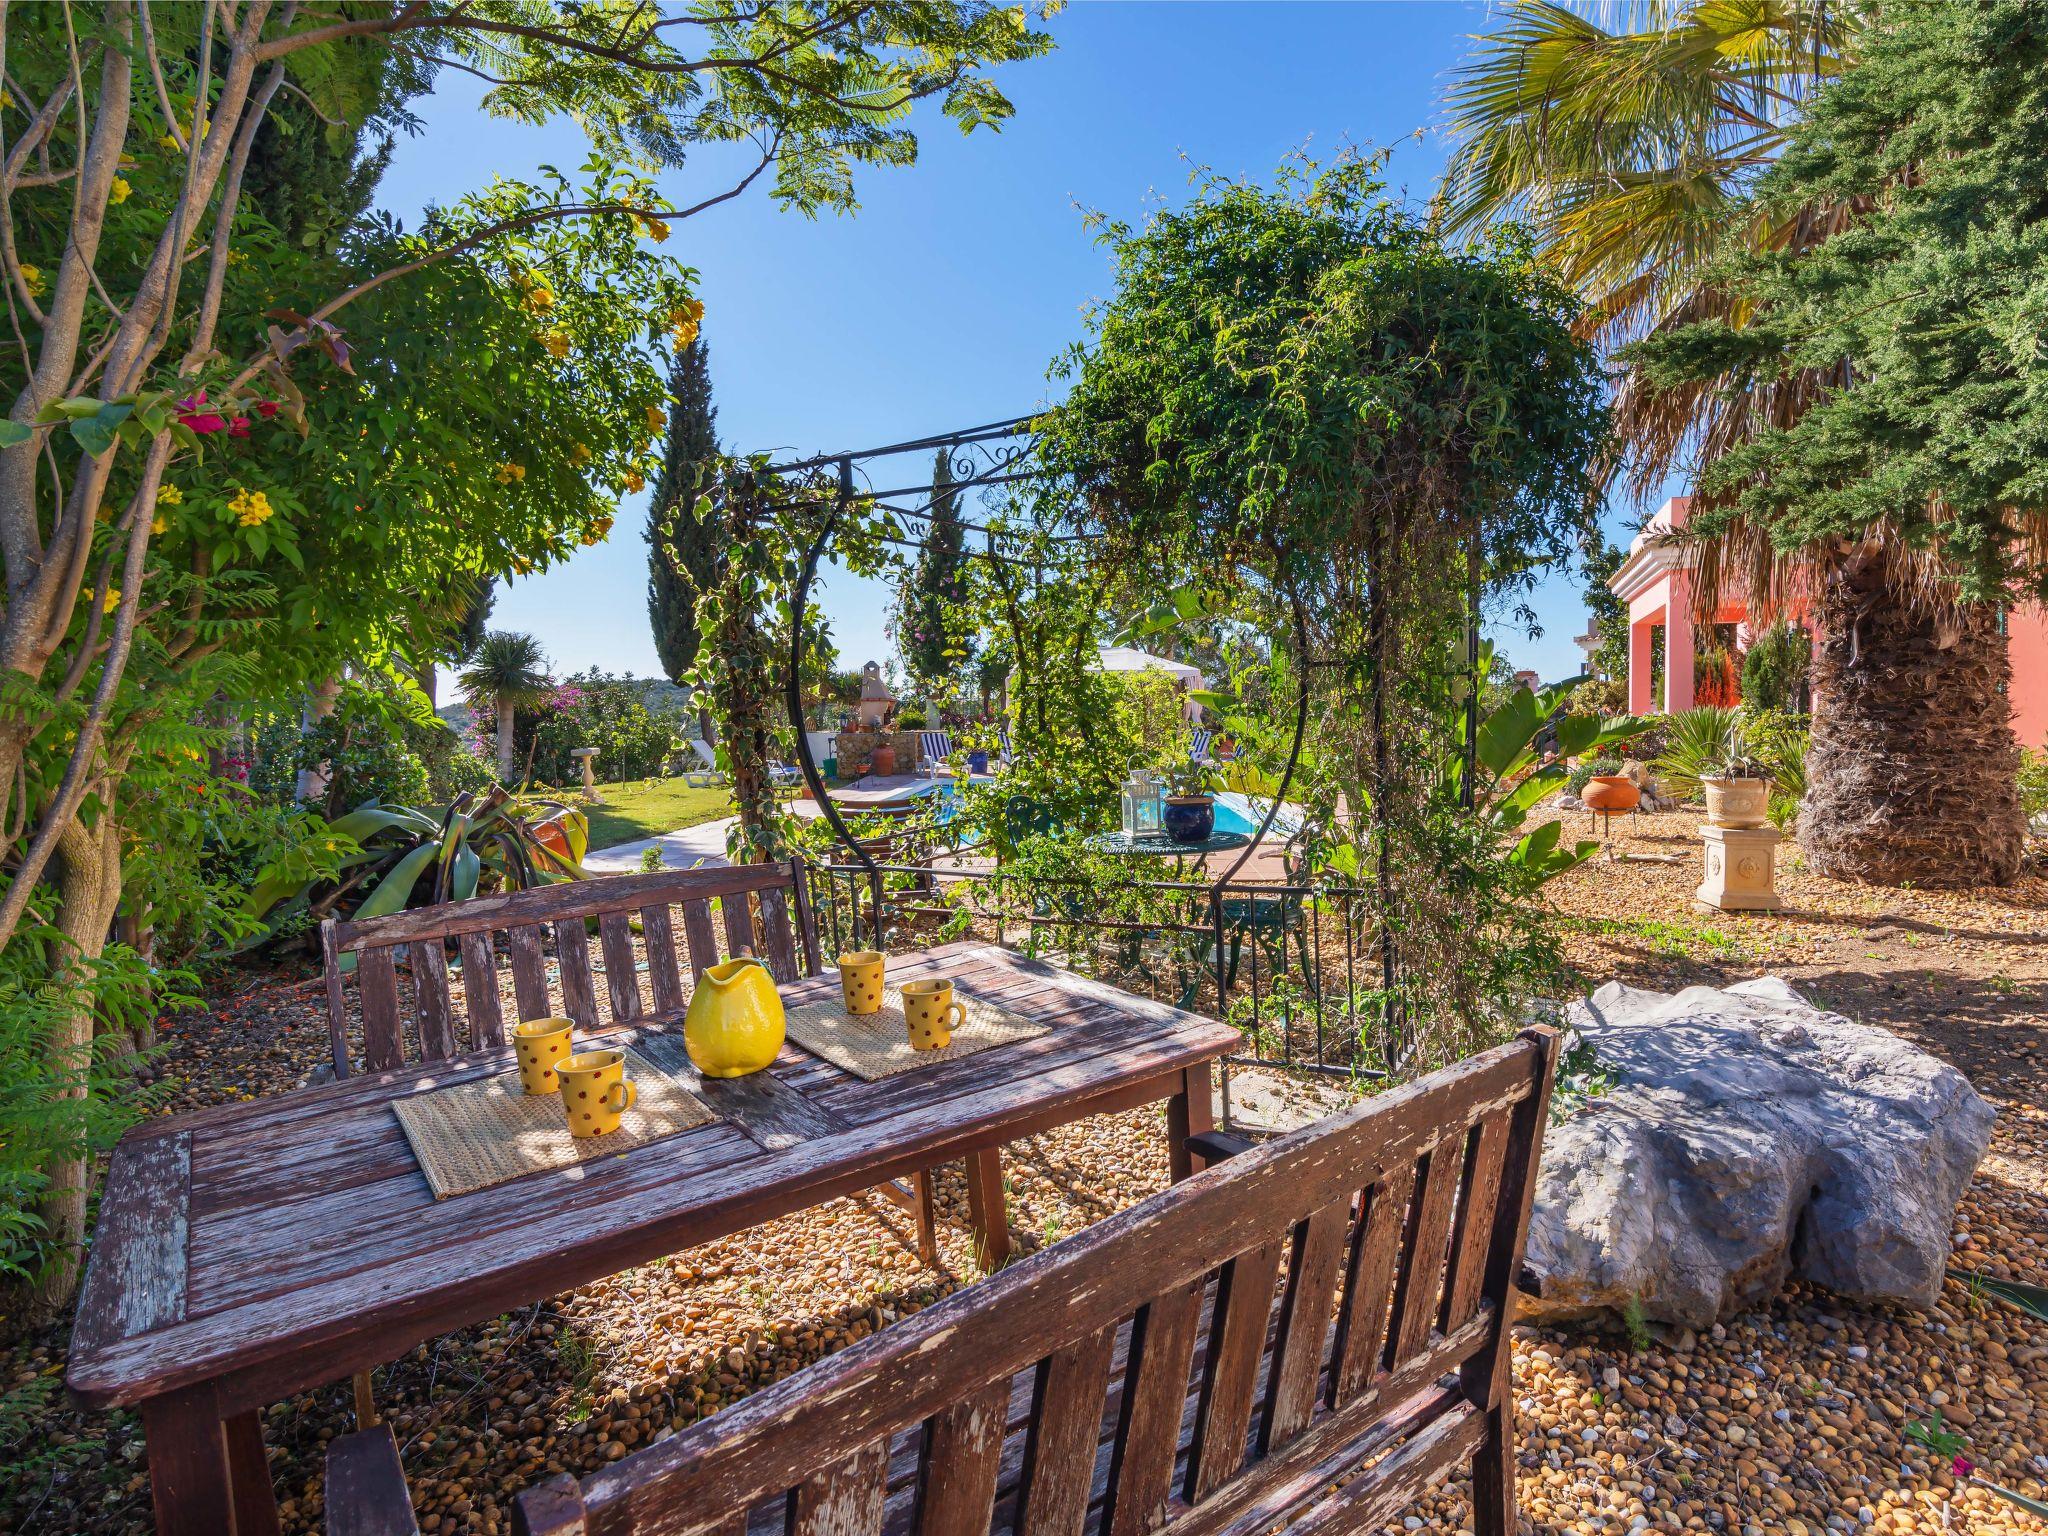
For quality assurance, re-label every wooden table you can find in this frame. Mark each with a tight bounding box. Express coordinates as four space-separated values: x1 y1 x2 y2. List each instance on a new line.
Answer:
66 942 1239 1536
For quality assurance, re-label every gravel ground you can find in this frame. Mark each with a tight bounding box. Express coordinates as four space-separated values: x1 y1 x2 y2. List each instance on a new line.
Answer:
3 812 2046 1535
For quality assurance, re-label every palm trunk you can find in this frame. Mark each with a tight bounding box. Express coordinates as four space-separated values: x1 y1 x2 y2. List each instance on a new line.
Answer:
496 698 518 783
1802 559 2024 887
295 676 342 803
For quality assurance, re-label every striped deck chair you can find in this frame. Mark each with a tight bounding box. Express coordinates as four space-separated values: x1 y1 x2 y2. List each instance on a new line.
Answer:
996 725 1013 764
917 730 952 774
1189 726 1213 762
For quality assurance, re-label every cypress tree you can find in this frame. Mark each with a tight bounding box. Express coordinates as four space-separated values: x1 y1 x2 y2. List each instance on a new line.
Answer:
646 338 721 698
896 449 972 698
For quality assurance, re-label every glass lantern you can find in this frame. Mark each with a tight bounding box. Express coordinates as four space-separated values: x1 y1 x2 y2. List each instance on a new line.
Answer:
1120 767 1165 840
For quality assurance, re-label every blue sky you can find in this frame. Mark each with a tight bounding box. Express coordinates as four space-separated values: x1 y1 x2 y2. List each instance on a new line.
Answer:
377 2 1652 687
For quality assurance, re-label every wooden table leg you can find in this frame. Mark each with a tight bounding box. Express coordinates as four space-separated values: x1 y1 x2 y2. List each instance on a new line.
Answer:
912 1169 939 1267
964 1149 1009 1273
1168 1061 1216 1182
143 1381 280 1536
226 1410 281 1536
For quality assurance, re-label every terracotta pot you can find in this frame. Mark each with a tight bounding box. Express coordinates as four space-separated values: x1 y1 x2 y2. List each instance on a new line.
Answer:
1581 774 1640 814
869 741 897 776
1703 776 1769 829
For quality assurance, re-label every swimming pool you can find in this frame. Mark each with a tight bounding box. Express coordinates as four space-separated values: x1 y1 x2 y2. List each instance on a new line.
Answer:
1212 791 1304 840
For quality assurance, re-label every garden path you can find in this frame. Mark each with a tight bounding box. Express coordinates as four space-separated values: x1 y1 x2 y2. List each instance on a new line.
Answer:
583 816 735 874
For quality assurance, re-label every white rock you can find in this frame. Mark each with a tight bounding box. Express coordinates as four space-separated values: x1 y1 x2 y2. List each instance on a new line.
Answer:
1524 977 1995 1328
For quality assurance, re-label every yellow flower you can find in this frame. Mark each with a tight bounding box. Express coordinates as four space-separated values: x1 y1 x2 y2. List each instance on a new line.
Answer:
669 319 699 351
227 487 274 527
18 264 44 298
569 442 592 466
644 403 667 433
151 515 167 535
542 328 571 359
100 586 121 614
582 514 614 547
511 268 536 291
109 177 131 205
669 298 706 326
495 462 528 485
636 214 671 243
512 557 535 575
525 285 556 313
156 483 183 506
624 470 645 494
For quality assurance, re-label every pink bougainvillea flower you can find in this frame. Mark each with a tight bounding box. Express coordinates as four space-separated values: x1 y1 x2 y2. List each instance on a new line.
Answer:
179 412 228 434
228 416 251 438
254 400 279 419
177 390 208 409
1954 1455 1976 1478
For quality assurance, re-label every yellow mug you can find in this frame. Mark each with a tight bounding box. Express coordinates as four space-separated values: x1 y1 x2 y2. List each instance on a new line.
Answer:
838 950 886 1017
901 978 965 1051
558 1049 638 1138
513 1017 574 1095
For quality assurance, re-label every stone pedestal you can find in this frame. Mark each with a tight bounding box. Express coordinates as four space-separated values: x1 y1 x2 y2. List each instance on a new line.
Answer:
571 746 602 804
1696 823 1783 911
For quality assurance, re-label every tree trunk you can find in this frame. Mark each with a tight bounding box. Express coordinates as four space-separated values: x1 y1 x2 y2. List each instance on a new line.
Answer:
27 806 125 1320
496 698 518 783
295 675 342 803
1802 560 2024 887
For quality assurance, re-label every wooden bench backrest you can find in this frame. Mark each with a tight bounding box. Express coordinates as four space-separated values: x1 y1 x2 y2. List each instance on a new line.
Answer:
319 859 821 1079
515 1026 1560 1536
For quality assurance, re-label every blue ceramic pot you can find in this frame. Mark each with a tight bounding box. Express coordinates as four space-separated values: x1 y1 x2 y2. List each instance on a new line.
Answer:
1163 795 1215 844
967 749 990 775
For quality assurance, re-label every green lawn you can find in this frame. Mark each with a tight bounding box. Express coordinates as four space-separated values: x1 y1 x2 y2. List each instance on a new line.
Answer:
580 778 733 851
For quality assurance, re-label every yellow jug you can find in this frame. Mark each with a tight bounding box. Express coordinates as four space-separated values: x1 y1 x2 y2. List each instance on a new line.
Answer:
683 956 786 1078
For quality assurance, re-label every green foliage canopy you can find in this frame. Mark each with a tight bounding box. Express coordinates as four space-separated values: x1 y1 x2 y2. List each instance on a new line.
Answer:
1628 0 2048 607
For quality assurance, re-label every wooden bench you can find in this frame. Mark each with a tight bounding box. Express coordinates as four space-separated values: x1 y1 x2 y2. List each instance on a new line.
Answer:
474 1024 1559 1536
319 860 822 1079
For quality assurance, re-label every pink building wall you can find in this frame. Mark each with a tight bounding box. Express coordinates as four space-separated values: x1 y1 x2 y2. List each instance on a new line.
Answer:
1610 497 2048 751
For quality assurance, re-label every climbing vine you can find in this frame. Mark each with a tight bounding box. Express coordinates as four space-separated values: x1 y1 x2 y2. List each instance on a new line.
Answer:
1043 154 1608 1070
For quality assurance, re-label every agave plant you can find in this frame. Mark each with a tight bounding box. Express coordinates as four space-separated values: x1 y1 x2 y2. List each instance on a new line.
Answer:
249 785 587 933
1651 706 1745 802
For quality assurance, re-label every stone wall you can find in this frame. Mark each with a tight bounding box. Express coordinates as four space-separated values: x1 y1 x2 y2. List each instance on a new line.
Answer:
832 729 920 777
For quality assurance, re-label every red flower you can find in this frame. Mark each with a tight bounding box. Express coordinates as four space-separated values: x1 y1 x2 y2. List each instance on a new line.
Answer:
1954 1455 1976 1478
228 416 251 438
178 412 227 434
254 400 279 419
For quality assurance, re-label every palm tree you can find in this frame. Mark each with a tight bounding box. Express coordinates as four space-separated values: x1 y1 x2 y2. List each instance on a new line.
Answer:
1437 3 2031 888
459 631 552 784
1437 0 1853 496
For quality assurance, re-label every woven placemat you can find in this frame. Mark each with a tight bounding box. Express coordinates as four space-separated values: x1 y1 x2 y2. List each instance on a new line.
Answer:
784 982 1049 1081
392 1047 713 1200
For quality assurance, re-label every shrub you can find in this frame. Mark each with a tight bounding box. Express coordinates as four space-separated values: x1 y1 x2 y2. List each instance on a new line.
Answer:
2018 744 2048 825
1565 677 1626 717
1566 756 1622 796
516 672 681 785
1741 622 1811 713
243 680 434 815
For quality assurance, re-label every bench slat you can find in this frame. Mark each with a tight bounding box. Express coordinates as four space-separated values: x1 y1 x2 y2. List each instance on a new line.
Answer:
600 910 643 1023
507 925 552 1025
1103 1279 1202 1536
1442 1112 1510 1334
642 904 686 1016
1186 1240 1281 1500
723 890 755 963
1387 1133 1462 1366
915 1379 1010 1536
358 947 405 1074
1015 1327 1115 1536
794 1439 889 1536
759 887 800 982
458 932 505 1049
1328 1162 1412 1408
412 941 458 1063
682 898 720 981
1261 1198 1350 1453
555 918 599 1028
